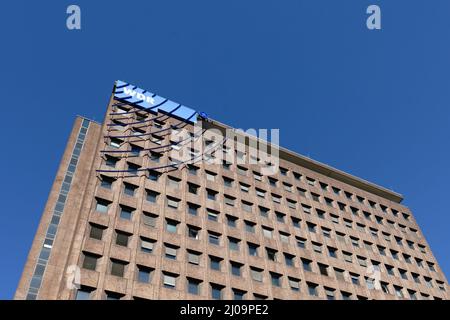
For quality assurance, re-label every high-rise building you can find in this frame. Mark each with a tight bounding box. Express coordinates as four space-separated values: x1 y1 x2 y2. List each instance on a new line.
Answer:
15 81 448 300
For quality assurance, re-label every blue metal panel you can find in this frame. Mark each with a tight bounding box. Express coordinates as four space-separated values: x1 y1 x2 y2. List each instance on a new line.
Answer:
114 80 199 123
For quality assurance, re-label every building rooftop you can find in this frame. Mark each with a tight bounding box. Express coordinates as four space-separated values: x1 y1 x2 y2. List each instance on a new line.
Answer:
206 118 404 204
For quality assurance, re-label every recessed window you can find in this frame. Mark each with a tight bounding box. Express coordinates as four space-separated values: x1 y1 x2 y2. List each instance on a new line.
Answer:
209 256 222 271
208 232 221 245
289 277 300 292
223 177 234 188
110 259 127 277
119 206 133 221
318 263 328 276
89 223 106 240
311 193 320 202
166 219 179 233
226 215 237 227
187 165 198 175
324 197 333 207
228 237 240 251
248 243 259 256
146 190 159 203
206 189 218 201
268 177 278 187
142 212 157 228
365 277 375 290
296 237 306 249
312 242 322 253
188 183 199 195
322 227 331 238
82 252 99 271
279 232 290 244
291 217 301 229
110 138 122 149
188 225 200 240
100 176 115 189
187 203 200 216
95 198 110 214
207 209 219 222
230 262 242 276
75 287 94 300
343 251 353 263
325 287 336 300
307 282 318 296
335 268 345 281
163 273 177 289
211 284 223 300
187 278 201 295
148 170 161 181
137 266 153 283
297 188 307 197
270 272 281 287
307 222 316 233
140 237 155 254
115 230 130 247
275 212 285 223
350 273 360 285
284 253 295 267
105 155 118 168
236 166 248 176
259 206 269 218
165 245 178 260
242 201 253 212
394 286 404 298
266 248 277 262
205 171 216 182
328 247 337 258
166 196 180 209
302 258 312 272
250 268 263 282
187 251 201 265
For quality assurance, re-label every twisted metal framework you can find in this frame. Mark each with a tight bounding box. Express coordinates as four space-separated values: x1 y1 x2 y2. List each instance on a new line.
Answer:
96 100 218 178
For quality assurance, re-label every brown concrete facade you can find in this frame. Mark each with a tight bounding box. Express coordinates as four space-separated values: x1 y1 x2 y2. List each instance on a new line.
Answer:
15 90 449 300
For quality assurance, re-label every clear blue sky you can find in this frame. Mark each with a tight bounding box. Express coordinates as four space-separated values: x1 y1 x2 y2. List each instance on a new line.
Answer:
0 0 449 299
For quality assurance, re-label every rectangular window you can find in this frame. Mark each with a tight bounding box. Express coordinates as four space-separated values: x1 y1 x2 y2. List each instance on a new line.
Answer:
82 252 99 271
140 237 155 253
146 190 159 203
187 203 199 216
115 231 130 247
209 256 222 271
119 206 133 221
187 278 201 295
89 223 105 240
318 263 328 276
137 266 152 283
166 219 178 233
110 259 126 277
231 262 242 276
266 248 277 262
165 245 177 260
307 283 318 296
95 198 109 213
167 197 180 209
208 232 220 245
251 268 263 282
302 259 312 272
207 209 219 222
262 227 273 239
188 251 200 265
270 272 281 287
123 183 137 196
142 212 157 228
163 274 177 289
248 243 258 256
289 278 300 292
211 284 223 300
